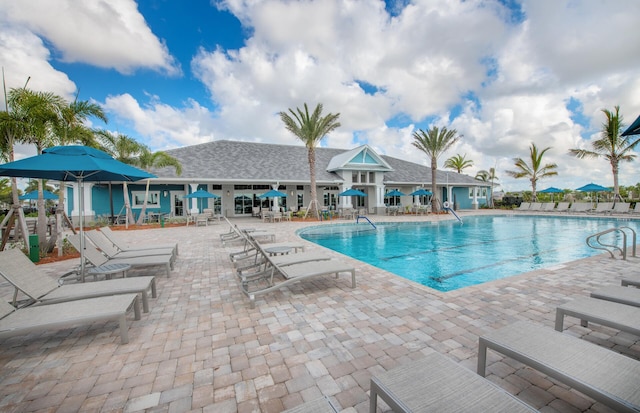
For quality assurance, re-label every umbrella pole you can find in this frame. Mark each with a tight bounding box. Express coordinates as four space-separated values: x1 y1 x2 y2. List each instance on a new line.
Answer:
78 179 85 278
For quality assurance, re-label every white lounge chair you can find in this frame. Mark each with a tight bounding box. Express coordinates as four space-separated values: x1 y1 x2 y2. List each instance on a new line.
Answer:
100 226 178 256
0 249 156 313
478 321 640 413
371 351 536 412
540 202 556 212
554 202 570 212
86 230 176 261
590 202 613 214
567 202 592 213
515 202 530 211
68 234 174 278
0 294 140 344
590 285 640 308
609 202 630 214
528 202 542 211
555 296 640 337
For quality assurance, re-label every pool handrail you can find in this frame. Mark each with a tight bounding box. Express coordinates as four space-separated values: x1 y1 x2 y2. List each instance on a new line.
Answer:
444 206 463 224
585 226 636 260
356 215 377 230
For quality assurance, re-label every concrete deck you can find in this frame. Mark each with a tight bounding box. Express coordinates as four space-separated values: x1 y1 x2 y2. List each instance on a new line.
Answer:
0 211 639 412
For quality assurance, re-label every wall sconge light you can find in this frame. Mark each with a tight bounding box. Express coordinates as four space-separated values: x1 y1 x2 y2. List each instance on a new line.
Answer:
226 190 230 196
290 190 294 196
163 190 168 197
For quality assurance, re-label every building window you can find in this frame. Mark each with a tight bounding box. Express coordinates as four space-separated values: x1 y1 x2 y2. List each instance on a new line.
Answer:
132 191 160 207
369 172 375 183
352 172 358 183
360 172 367 183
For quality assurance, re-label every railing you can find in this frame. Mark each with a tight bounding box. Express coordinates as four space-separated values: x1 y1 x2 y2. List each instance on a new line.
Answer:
444 206 463 224
356 215 377 230
585 226 637 260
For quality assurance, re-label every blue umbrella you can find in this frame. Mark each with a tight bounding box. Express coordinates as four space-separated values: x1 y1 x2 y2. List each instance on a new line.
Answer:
19 190 58 200
622 114 640 136
576 183 611 192
258 189 287 198
409 188 432 196
385 189 406 197
539 187 563 193
0 145 155 275
338 188 367 197
183 189 220 212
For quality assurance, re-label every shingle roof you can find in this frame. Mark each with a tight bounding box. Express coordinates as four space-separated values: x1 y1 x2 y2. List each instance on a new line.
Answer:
150 140 481 186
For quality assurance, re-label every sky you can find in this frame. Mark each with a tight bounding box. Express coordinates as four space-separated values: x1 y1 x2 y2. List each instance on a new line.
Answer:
1 0 640 193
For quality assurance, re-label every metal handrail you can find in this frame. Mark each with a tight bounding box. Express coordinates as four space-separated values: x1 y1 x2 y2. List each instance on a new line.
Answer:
356 215 377 230
585 226 636 260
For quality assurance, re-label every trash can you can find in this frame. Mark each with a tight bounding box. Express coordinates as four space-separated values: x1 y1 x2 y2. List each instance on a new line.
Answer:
29 234 39 262
160 214 165 228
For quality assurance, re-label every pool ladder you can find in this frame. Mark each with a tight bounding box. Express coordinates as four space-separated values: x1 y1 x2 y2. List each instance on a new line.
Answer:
356 215 377 230
585 226 637 260
444 207 463 224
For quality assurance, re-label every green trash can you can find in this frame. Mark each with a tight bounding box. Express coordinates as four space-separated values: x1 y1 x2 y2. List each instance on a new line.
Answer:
28 234 39 263
160 214 165 228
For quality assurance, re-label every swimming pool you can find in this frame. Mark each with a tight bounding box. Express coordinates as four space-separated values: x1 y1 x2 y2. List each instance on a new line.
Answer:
297 215 640 291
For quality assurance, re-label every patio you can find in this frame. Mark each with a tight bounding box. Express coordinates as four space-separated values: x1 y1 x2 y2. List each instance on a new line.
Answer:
0 211 638 412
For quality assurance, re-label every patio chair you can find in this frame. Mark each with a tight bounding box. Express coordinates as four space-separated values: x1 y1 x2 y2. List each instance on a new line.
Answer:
609 202 630 214
527 202 542 211
589 202 613 214
554 201 570 212
555 296 640 337
100 226 178 256
0 249 156 313
477 320 640 413
0 294 140 344
515 202 530 211
590 285 640 308
540 202 556 212
567 202 592 213
67 234 174 278
370 350 536 413
632 203 640 214
87 230 176 262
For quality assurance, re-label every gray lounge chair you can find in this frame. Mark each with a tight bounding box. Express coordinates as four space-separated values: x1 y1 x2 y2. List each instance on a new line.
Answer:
0 294 140 344
478 320 640 413
567 202 592 213
515 202 530 211
609 202 630 214
591 285 640 308
370 351 536 412
86 230 176 262
540 202 556 212
0 249 156 313
589 202 613 214
100 226 179 256
555 296 640 337
554 201 570 212
68 234 174 278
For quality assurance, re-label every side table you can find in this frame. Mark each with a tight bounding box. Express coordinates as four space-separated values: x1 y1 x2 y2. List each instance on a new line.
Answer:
85 263 132 282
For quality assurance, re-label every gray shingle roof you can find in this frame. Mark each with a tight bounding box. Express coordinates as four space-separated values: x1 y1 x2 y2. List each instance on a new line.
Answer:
150 140 481 186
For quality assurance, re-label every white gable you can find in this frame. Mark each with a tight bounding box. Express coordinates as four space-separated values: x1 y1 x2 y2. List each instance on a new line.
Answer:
326 145 393 172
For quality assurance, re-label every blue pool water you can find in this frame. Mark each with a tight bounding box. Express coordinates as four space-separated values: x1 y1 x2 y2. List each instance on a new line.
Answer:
297 215 640 291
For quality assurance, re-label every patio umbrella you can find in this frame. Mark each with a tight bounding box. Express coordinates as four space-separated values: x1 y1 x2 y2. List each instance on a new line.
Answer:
576 183 611 204
622 114 640 136
183 189 220 212
258 189 287 198
19 190 58 200
409 188 433 196
0 145 155 276
338 188 367 197
538 187 563 202
384 189 406 197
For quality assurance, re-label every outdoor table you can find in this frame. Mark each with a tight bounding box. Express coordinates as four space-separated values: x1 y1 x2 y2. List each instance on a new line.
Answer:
264 246 292 256
85 263 131 282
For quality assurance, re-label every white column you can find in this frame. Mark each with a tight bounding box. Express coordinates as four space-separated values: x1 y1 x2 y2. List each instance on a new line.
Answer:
189 183 198 213
472 187 479 209
272 184 280 211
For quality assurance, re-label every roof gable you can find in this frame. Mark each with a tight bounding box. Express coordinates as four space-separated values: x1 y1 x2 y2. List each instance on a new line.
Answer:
327 145 393 172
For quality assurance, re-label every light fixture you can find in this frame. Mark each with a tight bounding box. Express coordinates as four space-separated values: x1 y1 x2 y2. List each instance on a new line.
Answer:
163 190 168 197
226 190 230 196
290 190 294 196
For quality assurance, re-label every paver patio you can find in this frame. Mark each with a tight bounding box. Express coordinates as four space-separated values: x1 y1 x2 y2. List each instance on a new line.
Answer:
0 211 638 412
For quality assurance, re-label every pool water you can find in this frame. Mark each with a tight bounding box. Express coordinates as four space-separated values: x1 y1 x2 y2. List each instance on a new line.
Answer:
297 215 640 291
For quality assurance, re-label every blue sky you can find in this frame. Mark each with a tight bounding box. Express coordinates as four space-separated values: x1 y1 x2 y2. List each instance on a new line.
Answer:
2 0 640 192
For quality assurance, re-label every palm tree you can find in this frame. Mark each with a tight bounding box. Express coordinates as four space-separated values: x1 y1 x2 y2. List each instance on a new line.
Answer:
505 143 558 201
280 103 341 219
569 106 639 201
444 154 473 173
475 168 499 207
411 126 461 212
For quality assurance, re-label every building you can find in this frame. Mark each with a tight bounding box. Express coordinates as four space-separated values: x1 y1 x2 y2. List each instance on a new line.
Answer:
67 140 488 222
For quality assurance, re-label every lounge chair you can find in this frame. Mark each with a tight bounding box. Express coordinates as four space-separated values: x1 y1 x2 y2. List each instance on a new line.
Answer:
100 226 178 256
0 249 156 313
67 234 174 278
515 202 530 211
566 202 592 213
370 350 536 412
589 202 613 214
632 203 640 214
528 202 542 211
555 296 640 337
554 201 570 212
239 257 356 308
540 202 556 212
609 202 630 214
86 230 176 261
0 294 140 344
622 276 640 287
477 320 640 413
590 285 640 308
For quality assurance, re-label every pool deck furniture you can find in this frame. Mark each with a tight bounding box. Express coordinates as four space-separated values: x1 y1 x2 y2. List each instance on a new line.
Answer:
622 276 640 287
100 226 179 256
609 202 631 214
282 396 338 413
0 294 140 344
0 249 156 313
370 351 537 413
515 202 530 211
528 202 543 211
86 229 176 262
540 202 556 212
567 202 592 213
555 296 640 336
554 201 570 212
591 285 640 308
589 202 614 214
477 320 640 413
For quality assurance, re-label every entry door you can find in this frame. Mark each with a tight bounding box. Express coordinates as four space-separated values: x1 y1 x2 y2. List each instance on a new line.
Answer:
171 191 185 216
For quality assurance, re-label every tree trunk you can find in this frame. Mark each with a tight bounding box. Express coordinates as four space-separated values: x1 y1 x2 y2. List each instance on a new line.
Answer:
123 182 135 228
136 179 151 225
431 157 438 213
308 147 320 219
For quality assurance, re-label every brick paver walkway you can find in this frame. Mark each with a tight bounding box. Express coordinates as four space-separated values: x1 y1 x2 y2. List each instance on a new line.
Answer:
0 211 638 412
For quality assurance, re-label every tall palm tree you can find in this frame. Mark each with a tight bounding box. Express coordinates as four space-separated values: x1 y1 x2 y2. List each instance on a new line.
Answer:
505 143 558 201
135 148 182 224
411 126 460 212
569 106 639 201
444 154 473 173
476 167 499 207
280 103 341 219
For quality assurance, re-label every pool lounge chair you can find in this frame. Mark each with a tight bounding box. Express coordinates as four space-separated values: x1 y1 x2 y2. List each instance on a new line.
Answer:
100 226 178 256
631 203 640 214
86 230 176 262
567 202 592 213
554 201 570 212
477 320 640 413
555 296 640 337
609 202 630 214
540 202 556 212
589 202 613 214
0 249 156 313
370 350 536 413
527 202 542 211
68 234 174 278
0 294 140 344
515 202 530 211
591 285 640 308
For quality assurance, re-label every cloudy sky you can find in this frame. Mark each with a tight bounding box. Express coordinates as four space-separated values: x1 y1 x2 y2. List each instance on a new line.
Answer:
1 0 640 192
